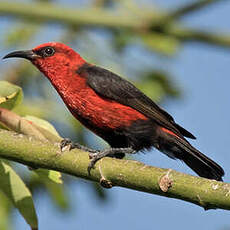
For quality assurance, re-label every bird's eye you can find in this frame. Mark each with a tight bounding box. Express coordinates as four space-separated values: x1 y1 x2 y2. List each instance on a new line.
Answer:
42 47 55 57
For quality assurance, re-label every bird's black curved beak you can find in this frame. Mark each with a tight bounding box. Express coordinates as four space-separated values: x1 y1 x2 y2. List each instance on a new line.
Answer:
3 50 40 60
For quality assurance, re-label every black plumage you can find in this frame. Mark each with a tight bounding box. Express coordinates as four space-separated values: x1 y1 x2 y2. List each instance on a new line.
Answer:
79 64 194 138
76 64 224 181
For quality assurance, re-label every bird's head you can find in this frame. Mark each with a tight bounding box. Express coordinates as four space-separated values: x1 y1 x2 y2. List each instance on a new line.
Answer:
3 42 86 79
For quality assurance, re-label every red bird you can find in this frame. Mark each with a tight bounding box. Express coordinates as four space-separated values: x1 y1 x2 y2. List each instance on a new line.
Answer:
3 42 224 181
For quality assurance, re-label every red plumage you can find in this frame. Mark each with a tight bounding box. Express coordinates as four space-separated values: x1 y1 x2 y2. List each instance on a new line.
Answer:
32 43 148 130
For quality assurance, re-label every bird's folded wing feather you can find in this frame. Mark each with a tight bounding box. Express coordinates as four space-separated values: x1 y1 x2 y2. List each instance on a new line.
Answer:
81 64 195 139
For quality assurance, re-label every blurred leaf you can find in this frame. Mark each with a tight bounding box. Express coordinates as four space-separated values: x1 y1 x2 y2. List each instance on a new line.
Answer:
24 115 61 140
0 190 12 230
0 121 10 131
4 22 38 47
34 169 62 184
137 71 180 102
45 181 69 210
137 80 165 102
0 81 23 110
153 72 180 97
15 100 50 119
0 108 48 140
0 108 62 142
113 30 133 52
0 107 63 202
141 32 180 55
31 170 69 210
0 161 38 230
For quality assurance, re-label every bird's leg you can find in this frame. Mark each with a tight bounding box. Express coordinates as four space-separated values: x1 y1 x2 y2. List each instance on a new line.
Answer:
60 139 136 175
88 147 136 175
60 138 98 153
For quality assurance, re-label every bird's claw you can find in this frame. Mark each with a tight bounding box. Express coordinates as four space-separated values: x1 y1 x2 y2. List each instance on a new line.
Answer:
89 152 98 159
87 147 135 175
60 138 74 152
88 152 100 175
60 138 99 153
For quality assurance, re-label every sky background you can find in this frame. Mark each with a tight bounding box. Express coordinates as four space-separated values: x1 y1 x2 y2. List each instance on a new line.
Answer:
0 0 230 229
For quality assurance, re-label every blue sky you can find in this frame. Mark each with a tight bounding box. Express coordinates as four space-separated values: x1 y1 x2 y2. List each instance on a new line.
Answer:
0 1 230 229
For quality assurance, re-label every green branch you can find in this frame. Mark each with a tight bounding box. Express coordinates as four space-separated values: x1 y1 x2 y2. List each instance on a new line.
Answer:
0 1 230 49
0 129 229 211
167 0 225 19
0 2 142 29
166 26 230 48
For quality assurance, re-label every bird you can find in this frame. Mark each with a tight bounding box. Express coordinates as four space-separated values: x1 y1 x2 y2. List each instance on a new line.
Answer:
3 42 224 181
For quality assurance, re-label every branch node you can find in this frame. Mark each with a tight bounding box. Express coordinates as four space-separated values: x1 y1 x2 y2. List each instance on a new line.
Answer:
196 194 210 211
59 140 72 152
159 169 173 192
98 164 113 189
211 183 219 190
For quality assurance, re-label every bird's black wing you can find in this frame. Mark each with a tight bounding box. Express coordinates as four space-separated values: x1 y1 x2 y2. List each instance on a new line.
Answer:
79 64 195 139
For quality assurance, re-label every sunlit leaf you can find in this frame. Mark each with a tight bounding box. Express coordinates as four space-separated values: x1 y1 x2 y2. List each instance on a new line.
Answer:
0 161 38 230
34 169 63 184
0 81 23 110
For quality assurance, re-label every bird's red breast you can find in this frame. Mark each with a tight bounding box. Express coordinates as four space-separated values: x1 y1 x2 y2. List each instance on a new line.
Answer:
47 67 148 129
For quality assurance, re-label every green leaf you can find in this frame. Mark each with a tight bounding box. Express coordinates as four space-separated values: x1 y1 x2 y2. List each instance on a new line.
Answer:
31 170 68 210
33 169 66 209
0 190 12 230
24 115 61 142
0 161 38 230
0 81 23 110
34 169 63 184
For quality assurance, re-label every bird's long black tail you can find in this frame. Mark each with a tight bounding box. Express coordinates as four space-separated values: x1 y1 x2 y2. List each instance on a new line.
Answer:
158 130 224 181
181 144 224 181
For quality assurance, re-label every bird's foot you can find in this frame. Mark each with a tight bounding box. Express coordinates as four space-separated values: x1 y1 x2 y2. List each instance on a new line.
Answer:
60 138 98 153
87 147 135 175
60 139 136 176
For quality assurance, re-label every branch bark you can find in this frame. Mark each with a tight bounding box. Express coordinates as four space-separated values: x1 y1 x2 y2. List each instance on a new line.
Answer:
0 129 229 211
0 1 230 48
0 1 142 29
